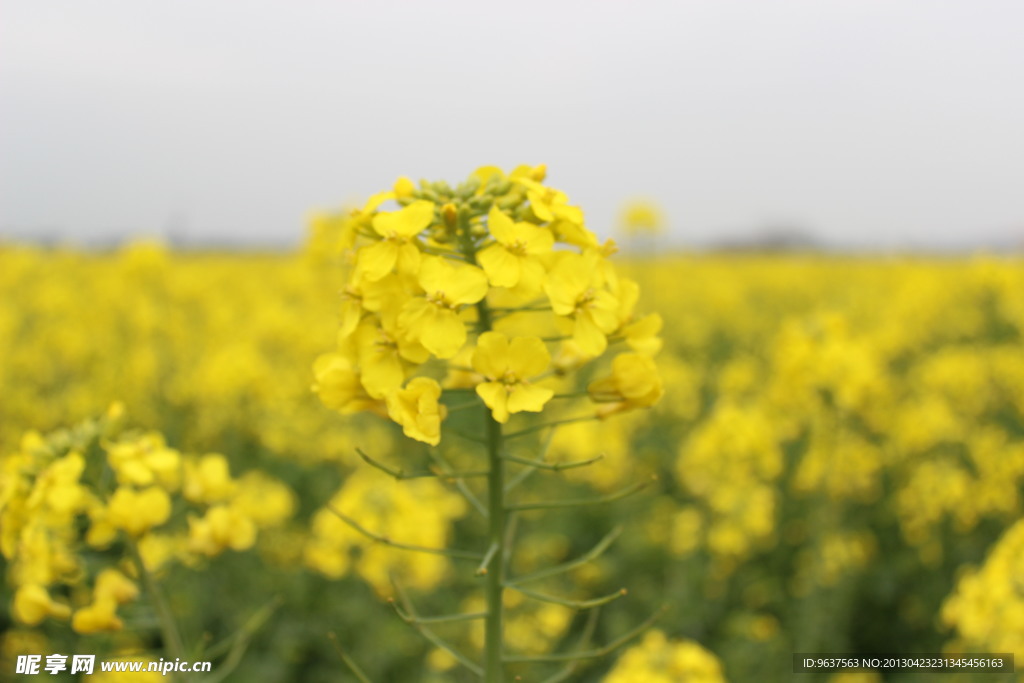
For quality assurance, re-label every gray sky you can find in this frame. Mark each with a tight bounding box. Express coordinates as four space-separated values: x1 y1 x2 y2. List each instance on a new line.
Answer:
2 0 1023 249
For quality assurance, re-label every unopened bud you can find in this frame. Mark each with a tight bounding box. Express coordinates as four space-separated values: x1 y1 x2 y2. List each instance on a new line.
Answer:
456 176 481 199
442 203 458 228
393 176 415 199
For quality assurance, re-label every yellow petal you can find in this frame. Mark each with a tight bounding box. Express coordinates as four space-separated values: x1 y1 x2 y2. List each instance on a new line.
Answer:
543 252 590 314
478 244 521 288
615 278 640 322
373 200 435 238
517 257 546 293
507 384 553 414
590 290 622 333
72 599 122 634
396 241 422 275
614 354 662 400
397 336 431 364
339 297 363 339
520 224 555 254
625 313 663 355
573 313 608 357
528 190 554 222
473 166 506 186
362 191 395 213
472 331 510 378
357 241 399 282
488 206 516 244
551 219 599 248
446 264 489 305
508 336 550 378
13 584 67 625
420 308 467 359
476 382 510 423
394 176 416 199
552 204 584 225
94 569 139 604
360 349 405 399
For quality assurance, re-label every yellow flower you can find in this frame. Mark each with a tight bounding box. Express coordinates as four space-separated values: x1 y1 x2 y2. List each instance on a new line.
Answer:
398 256 488 359
188 505 257 556
337 272 401 341
72 598 123 633
183 453 236 504
94 569 139 604
312 352 384 416
623 312 664 355
26 452 88 516
543 252 620 356
105 433 181 490
618 199 665 235
510 163 547 182
588 352 664 416
357 200 435 281
472 332 554 424
85 500 118 549
477 206 553 289
393 175 416 199
12 584 70 625
232 472 295 526
386 377 446 445
353 313 429 399
551 218 599 249
516 177 582 225
602 630 725 683
305 471 465 592
106 486 171 537
136 533 181 574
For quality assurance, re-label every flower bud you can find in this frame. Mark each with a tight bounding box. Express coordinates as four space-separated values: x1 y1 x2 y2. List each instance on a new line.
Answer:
442 203 458 229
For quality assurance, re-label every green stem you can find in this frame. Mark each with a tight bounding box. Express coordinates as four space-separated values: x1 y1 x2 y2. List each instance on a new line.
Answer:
504 416 597 440
484 414 505 682
129 539 188 681
458 208 506 683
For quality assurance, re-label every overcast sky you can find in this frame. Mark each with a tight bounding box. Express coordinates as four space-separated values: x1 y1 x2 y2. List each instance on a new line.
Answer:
2 1 1022 249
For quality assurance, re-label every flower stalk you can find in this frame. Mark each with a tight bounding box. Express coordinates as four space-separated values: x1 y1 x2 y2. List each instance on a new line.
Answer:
484 414 506 681
128 540 187 682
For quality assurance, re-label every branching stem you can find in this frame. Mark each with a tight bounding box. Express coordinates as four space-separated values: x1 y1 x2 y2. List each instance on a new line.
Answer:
508 526 623 586
506 477 654 512
502 605 667 664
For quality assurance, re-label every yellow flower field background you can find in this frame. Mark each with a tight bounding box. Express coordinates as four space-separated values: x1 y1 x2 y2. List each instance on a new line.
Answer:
2 184 1024 680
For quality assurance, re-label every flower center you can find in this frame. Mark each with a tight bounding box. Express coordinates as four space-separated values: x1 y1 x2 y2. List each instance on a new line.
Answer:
507 240 528 256
575 287 596 311
375 329 396 351
500 370 521 387
426 290 452 308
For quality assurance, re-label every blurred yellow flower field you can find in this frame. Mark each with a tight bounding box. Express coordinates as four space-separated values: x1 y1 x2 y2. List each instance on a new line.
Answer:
2 228 1024 680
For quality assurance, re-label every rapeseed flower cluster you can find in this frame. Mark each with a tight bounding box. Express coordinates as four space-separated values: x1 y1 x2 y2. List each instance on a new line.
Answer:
602 629 725 683
304 469 466 594
1 407 293 635
311 164 664 444
941 516 1024 657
